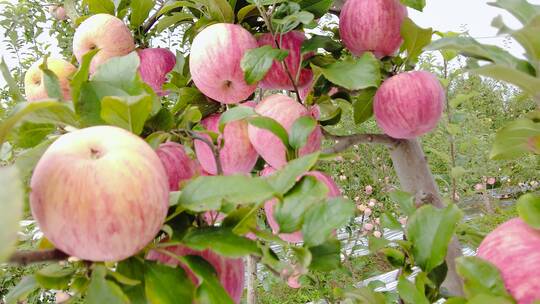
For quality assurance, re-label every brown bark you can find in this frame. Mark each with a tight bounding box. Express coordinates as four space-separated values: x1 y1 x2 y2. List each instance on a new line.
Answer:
8 249 68 265
246 255 258 304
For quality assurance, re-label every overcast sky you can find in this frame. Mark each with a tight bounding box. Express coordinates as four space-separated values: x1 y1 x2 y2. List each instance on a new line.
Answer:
1 0 539 86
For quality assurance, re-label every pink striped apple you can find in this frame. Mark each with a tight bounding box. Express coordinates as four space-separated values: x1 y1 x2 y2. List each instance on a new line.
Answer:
156 142 200 191
477 218 540 304
137 48 176 96
194 106 259 175
30 126 169 261
190 23 258 104
147 245 245 303
374 71 444 139
73 14 135 73
257 31 313 90
248 94 322 169
262 168 341 243
339 0 407 58
24 57 76 102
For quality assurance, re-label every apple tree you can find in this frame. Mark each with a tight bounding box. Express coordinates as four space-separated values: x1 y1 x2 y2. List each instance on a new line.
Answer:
0 0 539 303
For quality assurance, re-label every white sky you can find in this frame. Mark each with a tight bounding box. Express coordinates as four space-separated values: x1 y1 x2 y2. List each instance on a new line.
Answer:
1 0 539 86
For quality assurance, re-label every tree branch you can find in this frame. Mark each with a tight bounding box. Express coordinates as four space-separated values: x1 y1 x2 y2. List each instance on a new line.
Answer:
142 2 167 34
323 132 401 154
8 249 68 265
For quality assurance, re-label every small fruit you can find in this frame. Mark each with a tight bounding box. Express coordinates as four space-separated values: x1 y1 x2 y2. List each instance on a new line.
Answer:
49 5 67 20
24 57 76 102
156 142 200 191
137 48 176 96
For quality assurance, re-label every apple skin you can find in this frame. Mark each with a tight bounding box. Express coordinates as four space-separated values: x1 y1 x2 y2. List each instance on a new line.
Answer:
194 103 259 175
189 23 258 104
156 142 200 191
147 245 245 303
73 14 135 73
477 218 540 304
49 5 67 20
374 71 444 139
248 94 322 169
24 57 77 102
137 48 176 96
262 168 341 243
30 126 169 262
339 0 407 58
257 31 313 90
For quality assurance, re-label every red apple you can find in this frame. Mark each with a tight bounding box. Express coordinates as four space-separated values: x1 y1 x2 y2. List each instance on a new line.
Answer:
137 48 176 96
30 126 169 261
49 5 67 20
478 218 540 304
257 31 313 90
339 0 407 58
262 168 341 243
374 71 444 139
189 23 258 104
147 245 245 303
194 104 259 175
247 94 322 169
73 14 135 73
156 142 200 191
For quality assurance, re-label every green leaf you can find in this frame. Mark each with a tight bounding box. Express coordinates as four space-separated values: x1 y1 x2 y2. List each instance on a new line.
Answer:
271 2 314 33
488 0 540 24
199 0 234 23
86 265 130 304
381 248 405 267
490 116 540 160
38 58 64 101
0 57 24 102
5 276 39 304
517 193 540 229
218 106 256 132
265 152 319 194
467 294 514 304
179 175 275 212
343 287 386 304
309 239 341 271
237 4 258 22
155 12 194 33
145 262 195 304
116 258 147 304
35 264 75 290
389 190 416 216
492 14 540 62
246 0 287 4
289 116 317 150
248 116 290 148
406 204 463 272
100 95 152 135
130 0 155 27
275 175 329 233
381 212 402 230
301 35 342 54
397 276 429 304
10 122 55 149
400 0 425 11
84 0 115 14
181 255 234 304
400 18 433 62
368 235 389 252
182 227 261 257
456 256 512 299
473 63 540 100
241 45 289 85
353 88 376 125
71 48 99 118
302 197 356 247
15 137 56 181
314 53 381 90
298 0 333 18
91 52 140 92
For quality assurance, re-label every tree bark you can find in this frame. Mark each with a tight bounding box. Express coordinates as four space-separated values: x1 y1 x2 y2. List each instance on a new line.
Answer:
389 138 464 296
246 255 258 304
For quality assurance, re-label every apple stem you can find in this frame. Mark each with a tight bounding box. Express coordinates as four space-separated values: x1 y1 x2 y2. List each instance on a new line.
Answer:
8 249 68 265
184 130 224 175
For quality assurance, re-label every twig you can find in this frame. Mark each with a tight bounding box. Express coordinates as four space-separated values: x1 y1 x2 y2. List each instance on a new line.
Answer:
323 132 401 154
142 2 167 34
175 129 224 175
8 249 68 265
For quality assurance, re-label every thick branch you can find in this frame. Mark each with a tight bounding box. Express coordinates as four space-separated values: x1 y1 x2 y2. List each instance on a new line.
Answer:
8 249 68 265
323 132 401 154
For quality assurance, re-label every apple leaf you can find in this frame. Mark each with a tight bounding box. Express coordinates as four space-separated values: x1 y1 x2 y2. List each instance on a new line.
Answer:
302 197 356 247
237 4 258 22
84 0 115 14
397 275 429 304
144 262 195 304
301 35 342 54
389 190 416 216
4 276 40 304
34 264 75 290
116 258 147 304
298 0 333 18
130 0 155 27
218 106 256 133
10 122 55 149
0 166 24 263
488 0 540 24
91 52 140 93
241 45 289 85
517 193 540 229
353 88 376 125
309 238 341 271
456 256 512 299
492 14 540 62
0 57 24 102
400 18 433 63
86 266 130 304
247 116 290 149
289 116 317 150
100 95 153 135
155 12 194 33
14 137 56 181
313 53 381 91
182 227 261 257
181 255 234 304
490 116 540 160
38 57 63 101
265 152 319 194
400 0 425 11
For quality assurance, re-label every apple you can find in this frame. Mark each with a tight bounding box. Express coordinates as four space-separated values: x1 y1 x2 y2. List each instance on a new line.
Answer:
137 48 176 96
374 71 444 139
30 126 169 261
247 94 322 169
156 142 200 191
49 5 67 20
257 31 313 90
262 168 341 242
189 23 258 104
24 57 77 102
339 0 407 58
194 104 259 175
73 14 135 73
477 218 540 304
147 245 245 303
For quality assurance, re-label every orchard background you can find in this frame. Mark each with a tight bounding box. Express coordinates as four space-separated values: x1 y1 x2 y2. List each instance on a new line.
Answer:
0 0 539 303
